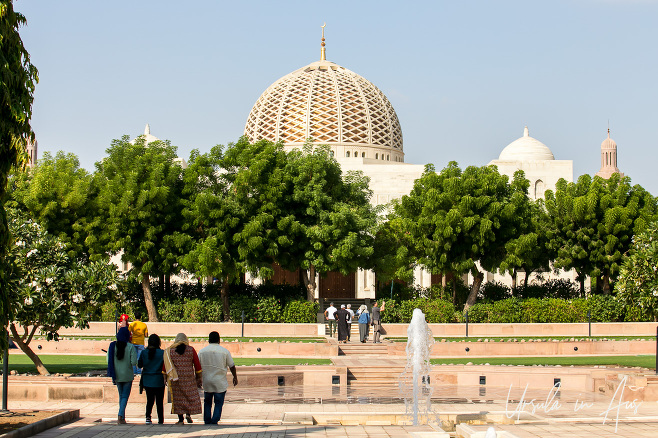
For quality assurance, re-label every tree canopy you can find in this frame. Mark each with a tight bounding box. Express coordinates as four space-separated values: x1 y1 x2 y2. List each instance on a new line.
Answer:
1 0 39 351
6 208 117 374
544 173 657 294
93 136 187 321
9 151 94 259
615 220 658 321
392 162 531 310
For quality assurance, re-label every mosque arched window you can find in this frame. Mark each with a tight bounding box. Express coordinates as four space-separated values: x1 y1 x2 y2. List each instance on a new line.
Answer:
535 180 545 199
354 151 358 157
346 151 350 157
330 151 334 157
387 155 390 161
375 153 378 159
362 152 366 158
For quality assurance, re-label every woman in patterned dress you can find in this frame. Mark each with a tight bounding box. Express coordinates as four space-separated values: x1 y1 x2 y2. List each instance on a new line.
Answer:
163 333 202 423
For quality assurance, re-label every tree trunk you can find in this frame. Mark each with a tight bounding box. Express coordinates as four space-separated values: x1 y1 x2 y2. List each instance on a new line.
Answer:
221 275 230 321
165 274 171 296
511 269 517 289
302 265 317 301
142 273 159 322
578 273 585 297
9 324 49 376
464 269 484 311
602 274 611 295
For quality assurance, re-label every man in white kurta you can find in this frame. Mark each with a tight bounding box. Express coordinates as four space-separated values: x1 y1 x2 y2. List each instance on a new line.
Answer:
198 331 238 424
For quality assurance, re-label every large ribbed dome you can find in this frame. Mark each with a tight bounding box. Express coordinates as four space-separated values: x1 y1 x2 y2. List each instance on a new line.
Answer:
244 59 404 162
498 126 555 161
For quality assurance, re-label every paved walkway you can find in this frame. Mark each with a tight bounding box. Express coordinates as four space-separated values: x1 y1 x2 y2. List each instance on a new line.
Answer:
8 381 658 438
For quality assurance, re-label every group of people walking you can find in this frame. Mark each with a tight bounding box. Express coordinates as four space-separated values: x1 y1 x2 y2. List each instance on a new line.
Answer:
324 301 386 343
107 313 238 425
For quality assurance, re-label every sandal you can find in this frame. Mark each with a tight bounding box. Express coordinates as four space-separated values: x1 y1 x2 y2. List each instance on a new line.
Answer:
186 414 193 423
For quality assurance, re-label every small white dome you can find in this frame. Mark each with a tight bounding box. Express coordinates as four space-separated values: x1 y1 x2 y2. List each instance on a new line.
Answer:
498 126 555 161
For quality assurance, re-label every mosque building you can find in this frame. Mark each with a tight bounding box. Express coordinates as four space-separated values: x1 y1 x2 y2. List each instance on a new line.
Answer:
123 28 616 298
242 27 618 298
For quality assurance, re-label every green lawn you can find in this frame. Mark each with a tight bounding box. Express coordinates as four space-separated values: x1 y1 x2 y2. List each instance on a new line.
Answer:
430 355 656 368
2 355 332 375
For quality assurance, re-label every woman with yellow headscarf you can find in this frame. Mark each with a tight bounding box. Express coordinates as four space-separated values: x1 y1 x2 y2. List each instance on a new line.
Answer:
164 333 202 423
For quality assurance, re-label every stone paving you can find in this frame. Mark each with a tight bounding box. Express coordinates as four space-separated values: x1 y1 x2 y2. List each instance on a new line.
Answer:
8 380 658 438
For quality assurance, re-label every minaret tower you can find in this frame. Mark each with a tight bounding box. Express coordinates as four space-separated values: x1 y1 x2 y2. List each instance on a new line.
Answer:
595 128 623 179
26 138 38 168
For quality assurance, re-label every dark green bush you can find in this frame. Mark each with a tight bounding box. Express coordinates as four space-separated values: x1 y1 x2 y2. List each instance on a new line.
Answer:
255 296 282 323
380 299 401 323
228 295 256 323
586 294 624 322
157 300 184 322
282 300 319 323
205 298 224 322
464 302 493 322
183 298 207 322
398 298 455 323
479 281 512 301
99 301 117 322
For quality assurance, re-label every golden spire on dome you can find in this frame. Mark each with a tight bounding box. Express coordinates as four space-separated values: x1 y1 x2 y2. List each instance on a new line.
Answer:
320 23 326 61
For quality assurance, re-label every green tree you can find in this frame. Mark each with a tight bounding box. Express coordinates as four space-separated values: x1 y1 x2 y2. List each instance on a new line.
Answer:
544 173 657 294
615 220 658 321
180 146 243 320
499 200 554 288
9 151 93 259
1 0 39 351
393 162 531 310
93 136 187 321
275 145 377 300
6 208 118 374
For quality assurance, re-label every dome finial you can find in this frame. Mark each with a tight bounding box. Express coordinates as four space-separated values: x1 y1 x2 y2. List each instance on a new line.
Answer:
320 23 327 61
524 126 529 137
144 124 150 135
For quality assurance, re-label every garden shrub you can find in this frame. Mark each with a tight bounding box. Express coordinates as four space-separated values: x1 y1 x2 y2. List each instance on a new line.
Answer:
183 298 207 322
466 302 494 323
380 299 401 323
99 301 117 322
228 295 256 323
205 298 224 322
490 298 524 323
255 296 282 323
586 294 624 322
479 281 512 301
398 298 455 323
282 300 319 323
157 300 184 322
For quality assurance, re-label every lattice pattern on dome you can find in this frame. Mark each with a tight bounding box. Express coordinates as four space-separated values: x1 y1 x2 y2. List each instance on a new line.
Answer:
244 60 403 154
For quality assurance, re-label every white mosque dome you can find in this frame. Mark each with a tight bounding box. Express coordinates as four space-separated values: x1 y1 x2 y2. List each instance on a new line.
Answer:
244 53 403 161
498 126 555 161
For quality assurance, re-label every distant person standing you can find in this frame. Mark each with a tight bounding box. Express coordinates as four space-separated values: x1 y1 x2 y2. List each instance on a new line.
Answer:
324 302 337 337
357 305 370 343
371 301 386 343
345 304 354 342
129 312 148 374
198 331 238 425
335 304 349 343
107 327 137 424
138 334 165 424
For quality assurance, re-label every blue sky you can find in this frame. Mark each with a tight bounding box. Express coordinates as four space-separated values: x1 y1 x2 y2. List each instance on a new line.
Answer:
15 0 658 195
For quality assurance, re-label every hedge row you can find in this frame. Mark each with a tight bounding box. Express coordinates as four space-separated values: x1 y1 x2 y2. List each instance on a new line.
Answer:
101 295 645 324
100 297 319 323
464 295 640 323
